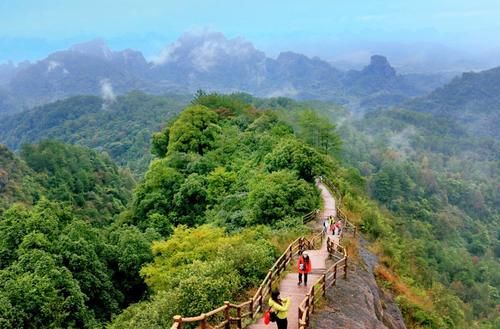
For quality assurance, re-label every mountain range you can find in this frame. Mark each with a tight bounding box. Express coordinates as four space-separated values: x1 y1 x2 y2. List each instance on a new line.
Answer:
0 32 452 115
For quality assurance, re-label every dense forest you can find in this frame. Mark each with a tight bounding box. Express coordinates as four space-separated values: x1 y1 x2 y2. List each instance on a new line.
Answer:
0 141 148 327
0 94 332 328
338 107 499 326
0 92 189 175
0 93 497 328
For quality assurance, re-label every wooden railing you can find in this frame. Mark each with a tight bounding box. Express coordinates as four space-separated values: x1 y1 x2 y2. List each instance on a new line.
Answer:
170 211 320 329
320 176 343 205
297 178 357 329
302 209 319 224
298 236 348 329
320 176 357 238
170 179 356 329
337 207 357 238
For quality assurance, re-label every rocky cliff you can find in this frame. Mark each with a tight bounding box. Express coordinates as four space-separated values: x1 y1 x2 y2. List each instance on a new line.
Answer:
312 236 406 329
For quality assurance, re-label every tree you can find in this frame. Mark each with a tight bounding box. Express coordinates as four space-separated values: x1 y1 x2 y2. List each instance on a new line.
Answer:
151 128 170 158
55 220 122 321
167 105 220 155
108 226 161 306
245 170 318 225
111 226 275 328
171 173 208 226
264 138 321 182
132 159 184 230
297 110 341 154
0 250 95 328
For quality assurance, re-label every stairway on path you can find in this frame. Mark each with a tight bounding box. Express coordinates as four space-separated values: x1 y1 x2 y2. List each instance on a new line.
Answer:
248 182 338 329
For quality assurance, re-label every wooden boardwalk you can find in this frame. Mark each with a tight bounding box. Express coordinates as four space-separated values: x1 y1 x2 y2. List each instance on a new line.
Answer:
249 182 338 329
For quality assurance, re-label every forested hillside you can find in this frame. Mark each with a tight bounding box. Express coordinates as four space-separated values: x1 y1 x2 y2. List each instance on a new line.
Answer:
108 93 333 327
227 94 499 327
336 108 499 328
107 93 499 328
0 94 333 328
240 95 499 328
0 93 497 328
0 145 40 210
406 66 500 139
0 142 156 328
0 92 188 175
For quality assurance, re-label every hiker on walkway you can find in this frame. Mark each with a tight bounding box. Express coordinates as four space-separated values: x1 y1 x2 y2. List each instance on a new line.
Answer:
297 251 312 286
329 216 335 234
268 289 290 329
335 220 343 237
322 217 329 235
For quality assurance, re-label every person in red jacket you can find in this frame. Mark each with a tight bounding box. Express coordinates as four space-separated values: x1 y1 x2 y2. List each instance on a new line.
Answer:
297 251 312 286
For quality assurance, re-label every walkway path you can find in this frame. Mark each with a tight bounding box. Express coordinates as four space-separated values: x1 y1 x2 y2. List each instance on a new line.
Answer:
249 181 337 329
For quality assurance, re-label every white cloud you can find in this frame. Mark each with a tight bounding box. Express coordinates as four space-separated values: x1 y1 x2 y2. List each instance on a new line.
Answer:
388 126 417 158
47 61 61 73
100 79 115 104
151 30 261 71
151 40 182 65
266 86 298 98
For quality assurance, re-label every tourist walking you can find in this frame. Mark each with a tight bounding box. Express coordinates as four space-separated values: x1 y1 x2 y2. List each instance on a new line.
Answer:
329 216 335 234
297 251 312 286
335 220 343 237
322 217 329 235
333 221 339 236
268 289 290 329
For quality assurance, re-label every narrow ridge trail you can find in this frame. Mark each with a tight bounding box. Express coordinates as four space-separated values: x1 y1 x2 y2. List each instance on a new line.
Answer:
249 182 338 329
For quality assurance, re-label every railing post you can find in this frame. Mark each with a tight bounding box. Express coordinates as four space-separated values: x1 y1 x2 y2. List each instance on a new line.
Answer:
173 315 183 329
322 274 326 296
268 270 273 292
298 307 303 326
224 301 230 329
344 254 348 279
259 293 263 313
311 286 315 313
200 314 207 329
288 245 292 265
249 298 254 319
306 294 311 328
236 306 242 329
333 264 337 286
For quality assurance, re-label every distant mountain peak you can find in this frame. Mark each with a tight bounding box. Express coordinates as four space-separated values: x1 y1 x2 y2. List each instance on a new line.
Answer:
276 51 309 61
70 39 113 60
362 55 396 78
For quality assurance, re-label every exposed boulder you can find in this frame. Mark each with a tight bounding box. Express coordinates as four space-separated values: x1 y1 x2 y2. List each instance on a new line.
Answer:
312 236 406 329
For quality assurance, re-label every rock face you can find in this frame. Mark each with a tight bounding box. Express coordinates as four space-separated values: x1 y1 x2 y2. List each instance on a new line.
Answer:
312 236 406 329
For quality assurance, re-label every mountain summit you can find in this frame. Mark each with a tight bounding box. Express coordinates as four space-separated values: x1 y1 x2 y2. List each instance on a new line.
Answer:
70 39 114 60
363 55 396 78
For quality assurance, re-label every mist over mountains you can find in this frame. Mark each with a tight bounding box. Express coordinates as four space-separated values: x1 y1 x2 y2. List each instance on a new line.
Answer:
0 32 454 114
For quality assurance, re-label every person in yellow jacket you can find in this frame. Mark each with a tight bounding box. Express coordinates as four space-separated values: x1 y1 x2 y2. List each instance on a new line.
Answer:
268 289 290 329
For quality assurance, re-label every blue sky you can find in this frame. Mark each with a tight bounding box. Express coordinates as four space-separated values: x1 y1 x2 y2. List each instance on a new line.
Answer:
1 0 499 70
